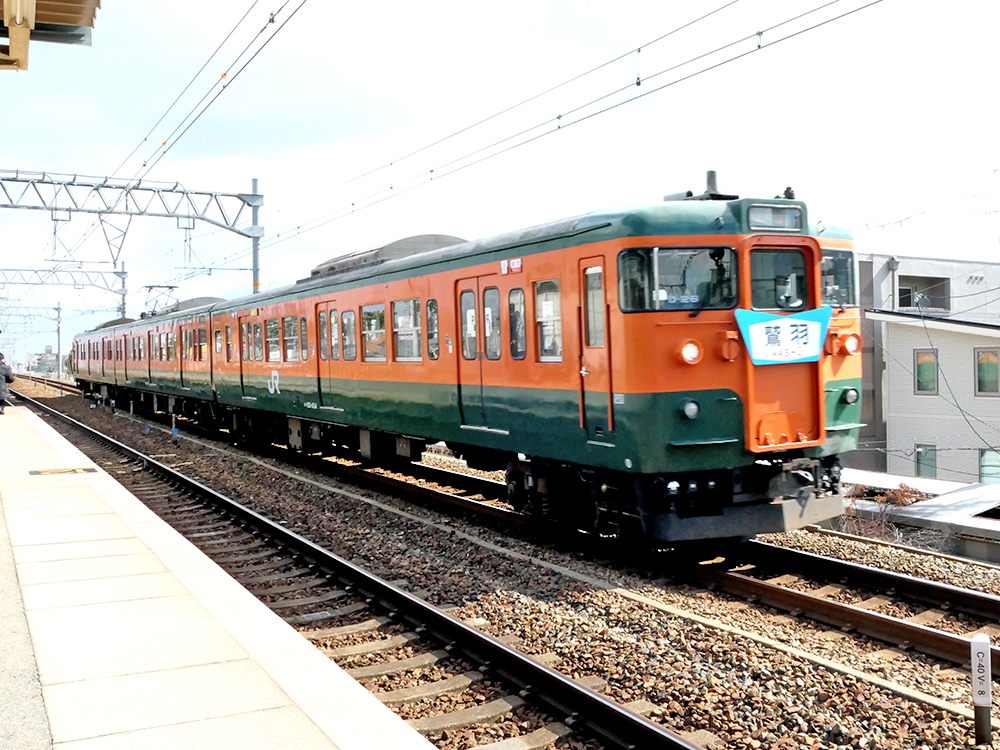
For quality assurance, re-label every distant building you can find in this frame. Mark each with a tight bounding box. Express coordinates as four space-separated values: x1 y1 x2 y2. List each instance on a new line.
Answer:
854 254 1000 482
30 345 60 374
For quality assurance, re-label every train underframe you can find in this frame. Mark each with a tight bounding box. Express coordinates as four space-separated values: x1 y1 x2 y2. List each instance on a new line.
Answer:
85 382 845 544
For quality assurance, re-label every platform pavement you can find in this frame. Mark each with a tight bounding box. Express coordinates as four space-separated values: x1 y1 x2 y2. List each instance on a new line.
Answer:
0 404 435 750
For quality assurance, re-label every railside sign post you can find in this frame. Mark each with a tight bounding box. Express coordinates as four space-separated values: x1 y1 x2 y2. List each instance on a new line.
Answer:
971 633 992 746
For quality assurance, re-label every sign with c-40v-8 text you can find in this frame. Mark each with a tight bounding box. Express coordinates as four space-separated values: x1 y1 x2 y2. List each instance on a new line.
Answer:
734 307 832 365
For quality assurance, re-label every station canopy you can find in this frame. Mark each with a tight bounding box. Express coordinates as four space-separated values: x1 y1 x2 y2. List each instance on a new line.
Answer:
1 1 100 71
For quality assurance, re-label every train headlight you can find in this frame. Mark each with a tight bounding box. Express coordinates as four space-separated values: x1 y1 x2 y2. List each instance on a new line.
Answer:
679 340 702 365
680 399 700 419
841 388 859 405
841 333 861 355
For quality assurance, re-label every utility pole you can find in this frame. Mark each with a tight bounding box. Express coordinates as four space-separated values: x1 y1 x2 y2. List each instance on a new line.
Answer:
54 303 62 379
250 178 262 294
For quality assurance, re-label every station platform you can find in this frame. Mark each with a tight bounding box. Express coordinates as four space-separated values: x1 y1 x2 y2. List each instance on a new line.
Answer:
0 404 434 750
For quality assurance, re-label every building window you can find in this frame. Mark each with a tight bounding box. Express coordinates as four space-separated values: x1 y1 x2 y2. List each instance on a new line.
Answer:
976 349 999 396
914 349 938 394
915 444 936 478
362 303 386 361
535 279 562 361
342 311 357 361
392 299 422 361
426 300 439 360
509 288 526 360
981 450 1000 484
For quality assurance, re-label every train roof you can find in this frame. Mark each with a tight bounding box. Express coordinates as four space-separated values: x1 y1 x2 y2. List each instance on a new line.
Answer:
74 196 855 338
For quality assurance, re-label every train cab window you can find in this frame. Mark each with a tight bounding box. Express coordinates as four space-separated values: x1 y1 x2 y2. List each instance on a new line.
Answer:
618 247 736 312
241 324 249 361
330 311 340 360
362 304 386 361
282 316 299 362
319 311 328 361
266 319 281 362
300 317 308 361
751 249 808 310
483 288 501 360
215 330 223 355
226 326 233 362
342 311 357 360
392 299 422 361
820 249 857 308
426 300 439 360
460 291 477 360
584 267 605 347
535 280 562 362
253 323 264 361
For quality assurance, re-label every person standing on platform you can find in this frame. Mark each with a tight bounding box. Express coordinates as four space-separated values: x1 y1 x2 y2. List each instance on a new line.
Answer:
0 353 14 414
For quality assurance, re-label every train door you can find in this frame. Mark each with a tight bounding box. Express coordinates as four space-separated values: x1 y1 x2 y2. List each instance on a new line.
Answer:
578 258 614 443
178 324 188 388
456 275 504 430
315 302 344 413
238 315 252 396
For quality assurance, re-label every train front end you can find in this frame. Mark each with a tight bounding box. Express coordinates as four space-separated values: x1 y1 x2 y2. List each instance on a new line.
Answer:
617 197 862 542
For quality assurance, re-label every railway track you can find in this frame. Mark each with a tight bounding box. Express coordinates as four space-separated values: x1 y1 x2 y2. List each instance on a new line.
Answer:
678 540 1000 675
16 391 701 750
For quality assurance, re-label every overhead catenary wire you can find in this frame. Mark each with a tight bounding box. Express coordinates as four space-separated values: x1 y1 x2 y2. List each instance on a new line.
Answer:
250 0 884 255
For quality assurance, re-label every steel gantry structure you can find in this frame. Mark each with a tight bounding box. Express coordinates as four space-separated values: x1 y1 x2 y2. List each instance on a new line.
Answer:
0 170 265 317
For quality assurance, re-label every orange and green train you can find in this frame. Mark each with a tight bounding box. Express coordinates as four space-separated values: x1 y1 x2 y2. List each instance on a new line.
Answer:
72 182 862 543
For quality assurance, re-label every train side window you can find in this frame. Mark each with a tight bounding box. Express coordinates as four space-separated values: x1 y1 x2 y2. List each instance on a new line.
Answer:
319 311 328 360
168 332 176 361
426 299 439 360
139 337 145 361
330 311 340 360
509 289 526 360
392 298 422 361
342 311 357 360
282 315 299 362
820 249 857 308
266 319 281 362
535 280 562 362
199 328 208 361
215 330 223 355
483 287 501 360
460 290 477 360
300 317 308 361
584 267 605 347
362 303 386 361
241 324 249 361
253 323 264 361
226 326 233 362
182 331 189 360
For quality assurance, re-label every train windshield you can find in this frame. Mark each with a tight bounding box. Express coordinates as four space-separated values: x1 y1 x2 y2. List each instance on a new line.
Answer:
820 249 857 307
618 246 737 312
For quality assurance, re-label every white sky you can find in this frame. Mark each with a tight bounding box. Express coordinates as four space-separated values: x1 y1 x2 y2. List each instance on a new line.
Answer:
1 0 998 363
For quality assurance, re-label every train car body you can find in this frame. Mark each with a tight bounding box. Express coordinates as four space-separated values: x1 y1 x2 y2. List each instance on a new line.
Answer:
72 191 862 544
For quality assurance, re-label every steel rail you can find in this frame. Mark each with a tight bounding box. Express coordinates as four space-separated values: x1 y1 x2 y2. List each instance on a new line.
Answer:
745 540 1000 621
17 392 701 750
683 563 1000 676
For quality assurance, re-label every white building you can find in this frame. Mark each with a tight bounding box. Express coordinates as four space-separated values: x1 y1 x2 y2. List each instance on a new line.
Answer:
856 253 1000 481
